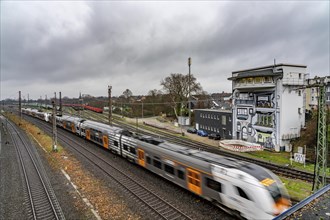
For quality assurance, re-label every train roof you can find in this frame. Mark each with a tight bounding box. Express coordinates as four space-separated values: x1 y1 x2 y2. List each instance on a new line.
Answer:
82 120 123 133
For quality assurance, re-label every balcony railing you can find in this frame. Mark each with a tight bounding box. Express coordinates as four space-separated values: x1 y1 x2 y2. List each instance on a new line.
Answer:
234 81 276 89
282 78 305 86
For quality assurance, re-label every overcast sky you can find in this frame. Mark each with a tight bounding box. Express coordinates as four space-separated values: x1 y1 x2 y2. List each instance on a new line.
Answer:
1 1 329 100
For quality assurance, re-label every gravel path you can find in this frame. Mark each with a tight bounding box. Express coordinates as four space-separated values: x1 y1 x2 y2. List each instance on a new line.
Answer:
0 119 26 220
287 190 330 220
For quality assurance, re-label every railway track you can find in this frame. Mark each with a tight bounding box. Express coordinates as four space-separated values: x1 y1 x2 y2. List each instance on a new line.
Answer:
29 117 192 220
5 118 65 220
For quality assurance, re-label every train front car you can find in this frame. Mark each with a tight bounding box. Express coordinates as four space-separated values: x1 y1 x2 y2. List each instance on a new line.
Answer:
210 161 291 219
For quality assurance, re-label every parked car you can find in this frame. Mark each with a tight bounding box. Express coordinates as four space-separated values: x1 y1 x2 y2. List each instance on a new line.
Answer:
187 128 197 134
208 133 221 140
197 130 208 137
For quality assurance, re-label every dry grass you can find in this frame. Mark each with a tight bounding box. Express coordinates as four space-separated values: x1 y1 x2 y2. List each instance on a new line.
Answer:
5 113 141 220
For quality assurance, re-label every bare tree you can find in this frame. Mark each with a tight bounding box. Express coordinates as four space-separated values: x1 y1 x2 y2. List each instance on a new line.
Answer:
161 73 202 118
147 89 162 116
122 89 133 100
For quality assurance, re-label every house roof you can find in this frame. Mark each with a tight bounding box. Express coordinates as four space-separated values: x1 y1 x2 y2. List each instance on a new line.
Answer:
228 69 282 80
232 63 307 74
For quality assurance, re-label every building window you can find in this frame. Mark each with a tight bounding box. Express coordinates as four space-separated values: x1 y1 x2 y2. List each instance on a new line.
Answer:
255 77 263 84
256 114 273 127
264 76 273 83
222 115 226 125
327 96 330 101
247 77 253 84
298 90 301 96
299 73 302 79
237 108 248 116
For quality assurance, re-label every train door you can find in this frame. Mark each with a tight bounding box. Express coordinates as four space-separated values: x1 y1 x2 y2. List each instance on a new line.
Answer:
102 135 109 149
71 123 76 133
187 168 202 195
63 122 67 129
86 130 91 140
137 149 145 167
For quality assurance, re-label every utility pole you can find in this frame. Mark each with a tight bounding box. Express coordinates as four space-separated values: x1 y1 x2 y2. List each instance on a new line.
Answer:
45 95 47 108
313 84 328 191
59 91 62 116
19 91 22 118
79 92 82 118
310 77 329 191
188 57 192 126
142 100 144 119
108 85 112 126
27 93 29 106
52 92 58 152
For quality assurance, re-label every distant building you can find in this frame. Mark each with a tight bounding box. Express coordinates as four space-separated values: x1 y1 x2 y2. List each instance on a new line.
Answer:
326 78 330 108
228 63 307 152
194 109 232 139
305 87 319 111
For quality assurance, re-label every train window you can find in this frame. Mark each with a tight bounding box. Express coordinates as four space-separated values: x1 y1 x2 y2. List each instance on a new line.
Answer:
146 156 151 164
153 160 162 169
236 186 251 201
114 141 118 147
123 144 128 151
178 170 185 180
130 148 136 155
206 178 222 193
164 164 174 175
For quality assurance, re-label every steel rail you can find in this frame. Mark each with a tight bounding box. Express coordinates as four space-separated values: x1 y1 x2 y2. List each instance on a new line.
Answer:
6 119 64 220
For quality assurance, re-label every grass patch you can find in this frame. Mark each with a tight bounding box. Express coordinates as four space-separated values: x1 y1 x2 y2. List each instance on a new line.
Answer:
243 150 330 176
280 177 312 201
5 113 63 153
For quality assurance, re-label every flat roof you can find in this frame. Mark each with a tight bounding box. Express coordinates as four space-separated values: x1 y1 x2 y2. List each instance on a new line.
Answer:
194 109 232 113
232 63 307 74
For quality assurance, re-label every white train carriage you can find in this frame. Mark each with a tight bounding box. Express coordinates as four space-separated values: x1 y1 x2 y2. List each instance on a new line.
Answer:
132 138 291 220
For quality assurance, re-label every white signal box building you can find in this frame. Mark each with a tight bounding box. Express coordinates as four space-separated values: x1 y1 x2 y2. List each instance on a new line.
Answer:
228 63 307 152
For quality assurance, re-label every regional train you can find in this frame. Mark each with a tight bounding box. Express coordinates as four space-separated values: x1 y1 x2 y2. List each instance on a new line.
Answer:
21 108 291 219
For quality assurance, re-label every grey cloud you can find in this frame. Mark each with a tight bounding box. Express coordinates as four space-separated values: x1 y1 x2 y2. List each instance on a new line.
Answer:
1 1 329 99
